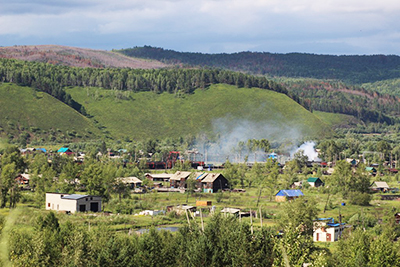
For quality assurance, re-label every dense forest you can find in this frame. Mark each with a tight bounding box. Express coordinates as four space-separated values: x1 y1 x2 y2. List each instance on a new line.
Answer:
274 78 400 124
117 46 400 84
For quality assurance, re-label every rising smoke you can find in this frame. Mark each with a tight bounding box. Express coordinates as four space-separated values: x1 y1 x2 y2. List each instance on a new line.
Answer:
290 141 320 161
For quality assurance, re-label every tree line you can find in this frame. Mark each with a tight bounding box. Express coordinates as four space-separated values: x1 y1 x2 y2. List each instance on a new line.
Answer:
117 46 400 84
0 58 309 114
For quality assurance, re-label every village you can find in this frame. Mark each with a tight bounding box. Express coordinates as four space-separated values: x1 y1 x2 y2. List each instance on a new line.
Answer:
4 142 398 248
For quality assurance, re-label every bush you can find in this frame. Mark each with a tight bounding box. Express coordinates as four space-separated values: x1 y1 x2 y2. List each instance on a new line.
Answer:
348 192 372 206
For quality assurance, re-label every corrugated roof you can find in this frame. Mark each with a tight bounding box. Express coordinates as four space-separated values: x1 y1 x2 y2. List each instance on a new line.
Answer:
147 173 173 179
276 189 304 197
57 147 70 153
307 177 320 183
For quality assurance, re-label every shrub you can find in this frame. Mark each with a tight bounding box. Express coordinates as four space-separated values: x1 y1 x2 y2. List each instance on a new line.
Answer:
348 192 372 206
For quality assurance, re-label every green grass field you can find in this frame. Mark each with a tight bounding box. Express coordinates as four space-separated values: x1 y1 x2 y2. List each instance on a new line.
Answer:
67 84 331 140
0 83 101 142
313 111 359 128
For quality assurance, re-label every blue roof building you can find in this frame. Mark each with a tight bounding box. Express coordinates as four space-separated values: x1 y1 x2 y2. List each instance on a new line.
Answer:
275 189 304 202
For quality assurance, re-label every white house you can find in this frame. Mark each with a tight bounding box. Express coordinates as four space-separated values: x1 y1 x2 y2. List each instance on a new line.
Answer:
46 193 102 213
313 218 345 242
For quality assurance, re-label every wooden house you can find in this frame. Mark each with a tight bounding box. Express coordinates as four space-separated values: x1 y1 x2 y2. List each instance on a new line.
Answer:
46 193 102 213
307 177 324 187
169 171 192 188
145 173 173 182
275 189 304 202
201 173 229 193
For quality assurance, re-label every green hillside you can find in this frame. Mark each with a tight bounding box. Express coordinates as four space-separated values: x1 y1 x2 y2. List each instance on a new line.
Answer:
362 78 400 97
67 84 331 140
0 83 101 144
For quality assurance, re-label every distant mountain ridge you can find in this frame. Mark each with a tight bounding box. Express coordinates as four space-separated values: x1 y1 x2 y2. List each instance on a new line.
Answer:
0 45 168 69
117 46 400 84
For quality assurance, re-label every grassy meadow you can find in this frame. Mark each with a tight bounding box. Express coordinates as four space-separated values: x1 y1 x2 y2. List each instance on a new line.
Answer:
67 84 332 140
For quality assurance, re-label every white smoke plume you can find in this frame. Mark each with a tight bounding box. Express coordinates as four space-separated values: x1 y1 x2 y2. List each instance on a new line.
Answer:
291 141 320 161
195 118 306 164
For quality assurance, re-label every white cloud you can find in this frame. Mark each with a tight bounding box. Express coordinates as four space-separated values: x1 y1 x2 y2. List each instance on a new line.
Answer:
0 0 399 55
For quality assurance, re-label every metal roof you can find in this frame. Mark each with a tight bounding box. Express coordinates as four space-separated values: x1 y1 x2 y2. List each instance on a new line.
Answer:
372 181 389 188
307 177 321 183
61 194 89 200
276 189 304 197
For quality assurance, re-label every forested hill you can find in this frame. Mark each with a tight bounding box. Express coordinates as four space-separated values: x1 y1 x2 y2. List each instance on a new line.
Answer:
117 46 400 84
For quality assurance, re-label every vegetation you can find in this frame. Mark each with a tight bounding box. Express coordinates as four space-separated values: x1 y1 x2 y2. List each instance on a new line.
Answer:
66 84 329 140
0 83 100 144
118 46 400 84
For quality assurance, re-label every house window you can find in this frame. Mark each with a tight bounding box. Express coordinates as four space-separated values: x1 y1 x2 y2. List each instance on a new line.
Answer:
90 197 93 200
86 198 88 201
48 203 50 207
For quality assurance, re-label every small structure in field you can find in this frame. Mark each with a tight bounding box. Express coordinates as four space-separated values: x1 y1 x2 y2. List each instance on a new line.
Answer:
46 193 102 213
307 177 324 187
196 200 212 206
275 189 304 202
313 218 345 242
370 181 389 192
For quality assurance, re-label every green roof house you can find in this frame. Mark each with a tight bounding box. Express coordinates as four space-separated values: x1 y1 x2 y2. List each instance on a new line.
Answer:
307 177 324 187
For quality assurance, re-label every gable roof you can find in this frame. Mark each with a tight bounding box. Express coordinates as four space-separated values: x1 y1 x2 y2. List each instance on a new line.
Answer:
146 173 174 179
307 177 322 183
202 173 224 183
170 171 192 181
57 147 71 153
371 181 389 189
276 189 304 197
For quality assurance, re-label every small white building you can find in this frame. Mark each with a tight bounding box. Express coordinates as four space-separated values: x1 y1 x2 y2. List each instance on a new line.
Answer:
313 218 344 242
46 193 102 213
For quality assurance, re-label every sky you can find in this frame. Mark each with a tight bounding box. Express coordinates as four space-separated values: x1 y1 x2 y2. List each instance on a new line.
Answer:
1 0 400 55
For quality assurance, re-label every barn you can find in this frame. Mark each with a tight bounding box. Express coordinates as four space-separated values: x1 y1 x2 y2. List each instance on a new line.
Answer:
46 193 102 213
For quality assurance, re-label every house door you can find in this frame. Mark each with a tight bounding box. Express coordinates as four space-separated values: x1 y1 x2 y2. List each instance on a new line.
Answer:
79 204 86 212
326 233 331 242
90 202 99 212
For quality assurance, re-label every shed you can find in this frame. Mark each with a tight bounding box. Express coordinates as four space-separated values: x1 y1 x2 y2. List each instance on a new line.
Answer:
370 181 389 192
307 177 324 187
275 189 304 202
46 193 102 213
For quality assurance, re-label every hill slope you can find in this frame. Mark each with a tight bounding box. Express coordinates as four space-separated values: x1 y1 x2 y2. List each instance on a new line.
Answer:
67 84 330 141
0 83 101 144
118 46 400 84
0 45 168 69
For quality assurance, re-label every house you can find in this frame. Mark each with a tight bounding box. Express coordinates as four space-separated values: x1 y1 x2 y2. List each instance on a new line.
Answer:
370 181 389 192
15 173 30 185
313 218 345 242
145 173 173 182
346 158 359 166
201 173 229 193
275 189 304 202
118 177 142 189
46 193 102 213
57 147 73 155
307 177 324 187
169 171 192 188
